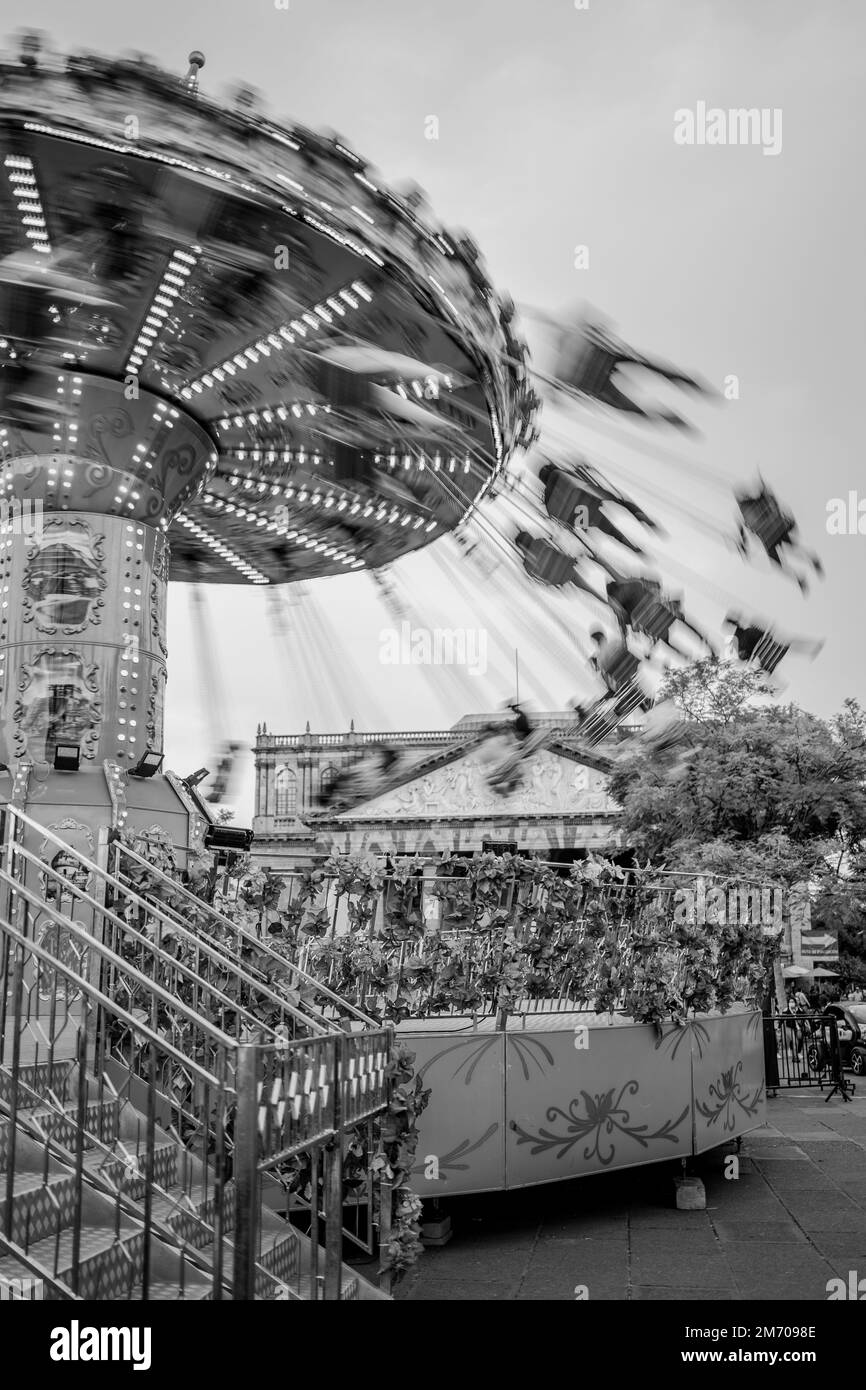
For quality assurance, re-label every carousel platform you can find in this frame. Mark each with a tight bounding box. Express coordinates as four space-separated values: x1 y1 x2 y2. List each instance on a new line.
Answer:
398 1008 765 1196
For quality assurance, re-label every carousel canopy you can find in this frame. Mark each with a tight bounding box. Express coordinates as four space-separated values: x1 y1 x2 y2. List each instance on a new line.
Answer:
0 43 534 583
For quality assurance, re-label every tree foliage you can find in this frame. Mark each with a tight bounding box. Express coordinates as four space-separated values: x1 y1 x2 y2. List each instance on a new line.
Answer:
608 659 866 980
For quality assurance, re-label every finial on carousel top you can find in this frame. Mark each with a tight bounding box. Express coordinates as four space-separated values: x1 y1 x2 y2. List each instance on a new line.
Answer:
18 30 42 71
182 50 205 93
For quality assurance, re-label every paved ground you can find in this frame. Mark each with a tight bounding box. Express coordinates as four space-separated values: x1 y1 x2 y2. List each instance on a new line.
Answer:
395 1089 866 1301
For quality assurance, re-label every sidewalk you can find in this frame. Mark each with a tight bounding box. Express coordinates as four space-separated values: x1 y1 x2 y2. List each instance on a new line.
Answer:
395 1090 866 1301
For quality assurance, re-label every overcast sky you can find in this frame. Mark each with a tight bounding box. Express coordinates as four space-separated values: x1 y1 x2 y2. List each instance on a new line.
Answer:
7 0 864 819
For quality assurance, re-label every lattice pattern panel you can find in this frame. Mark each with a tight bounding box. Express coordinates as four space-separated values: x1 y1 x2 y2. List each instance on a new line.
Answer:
343 1032 390 1124
0 1173 78 1245
257 1039 337 1162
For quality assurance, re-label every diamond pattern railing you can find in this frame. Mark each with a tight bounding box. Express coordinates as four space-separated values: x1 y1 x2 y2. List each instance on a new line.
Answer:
0 807 394 1301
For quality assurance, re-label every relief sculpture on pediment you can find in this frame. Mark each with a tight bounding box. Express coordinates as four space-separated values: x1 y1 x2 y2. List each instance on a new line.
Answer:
348 750 613 819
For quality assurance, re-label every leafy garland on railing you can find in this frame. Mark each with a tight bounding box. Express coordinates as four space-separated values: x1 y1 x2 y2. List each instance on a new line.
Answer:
114 835 779 1035
372 1046 431 1277
267 850 779 1032
271 1043 430 1281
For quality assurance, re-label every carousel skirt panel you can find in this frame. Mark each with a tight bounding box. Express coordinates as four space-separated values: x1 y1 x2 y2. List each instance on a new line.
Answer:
403 1011 765 1196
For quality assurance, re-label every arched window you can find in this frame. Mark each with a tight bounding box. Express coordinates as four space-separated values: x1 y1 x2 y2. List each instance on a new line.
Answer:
320 765 338 797
274 767 298 819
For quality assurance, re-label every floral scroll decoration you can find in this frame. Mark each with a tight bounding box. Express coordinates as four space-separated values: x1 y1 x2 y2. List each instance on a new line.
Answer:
654 1019 711 1061
407 1036 555 1182
22 519 107 635
695 1062 764 1133
38 818 96 898
150 443 201 500
412 1124 500 1180
417 1035 555 1088
83 408 134 476
511 1080 689 1166
145 672 165 749
150 577 168 657
13 649 102 763
126 824 177 875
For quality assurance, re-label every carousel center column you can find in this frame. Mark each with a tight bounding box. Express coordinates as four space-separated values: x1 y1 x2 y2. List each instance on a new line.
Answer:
0 373 218 848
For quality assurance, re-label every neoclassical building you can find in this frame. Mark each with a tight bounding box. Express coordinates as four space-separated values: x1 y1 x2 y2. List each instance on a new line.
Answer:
251 713 627 872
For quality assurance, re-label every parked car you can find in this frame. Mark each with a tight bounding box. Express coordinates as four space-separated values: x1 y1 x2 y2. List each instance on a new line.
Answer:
822 1002 866 1075
801 1002 866 1076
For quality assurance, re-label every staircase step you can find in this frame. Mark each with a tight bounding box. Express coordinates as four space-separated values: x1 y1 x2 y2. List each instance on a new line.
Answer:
152 1182 236 1249
292 1272 361 1301
0 1254 50 1299
31 1100 119 1150
1 1226 145 1300
0 1171 78 1245
84 1141 178 1198
128 1277 213 1301
0 1061 76 1107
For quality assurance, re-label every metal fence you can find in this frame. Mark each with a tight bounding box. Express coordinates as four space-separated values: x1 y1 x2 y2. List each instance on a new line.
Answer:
108 838 773 1028
763 1013 852 1101
287 871 771 1024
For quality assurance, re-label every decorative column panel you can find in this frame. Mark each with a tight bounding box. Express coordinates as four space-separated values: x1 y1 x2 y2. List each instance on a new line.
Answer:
0 511 169 772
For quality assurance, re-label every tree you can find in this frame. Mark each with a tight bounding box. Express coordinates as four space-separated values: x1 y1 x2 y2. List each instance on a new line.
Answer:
608 661 866 984
610 661 866 869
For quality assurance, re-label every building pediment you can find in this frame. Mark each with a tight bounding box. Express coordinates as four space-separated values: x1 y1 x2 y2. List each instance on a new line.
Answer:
330 744 616 820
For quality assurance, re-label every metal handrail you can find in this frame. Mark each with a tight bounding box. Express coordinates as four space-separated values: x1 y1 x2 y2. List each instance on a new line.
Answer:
0 816 397 1300
0 908 238 1299
8 834 319 1045
0 887 392 1300
5 807 335 1036
1 1064 234 1291
0 1232 82 1301
113 837 380 1027
0 902 232 1088
8 840 287 1044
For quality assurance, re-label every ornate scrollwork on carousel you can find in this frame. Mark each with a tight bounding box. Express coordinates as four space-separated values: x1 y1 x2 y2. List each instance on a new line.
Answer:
22 518 107 634
13 649 102 762
33 819 97 1002
150 576 168 657
83 407 135 472
125 823 177 874
145 671 166 749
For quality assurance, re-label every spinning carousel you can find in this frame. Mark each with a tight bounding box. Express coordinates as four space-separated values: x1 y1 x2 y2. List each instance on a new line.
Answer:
0 37 533 860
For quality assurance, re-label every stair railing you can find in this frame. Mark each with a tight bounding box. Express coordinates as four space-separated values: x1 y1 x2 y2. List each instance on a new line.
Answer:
3 807 337 1041
0 822 396 1299
0 894 238 1298
110 836 380 1028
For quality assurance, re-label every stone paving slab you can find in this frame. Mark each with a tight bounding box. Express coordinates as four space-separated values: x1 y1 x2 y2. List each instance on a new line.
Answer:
632 1285 738 1301
712 1219 807 1244
397 1090 866 1302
